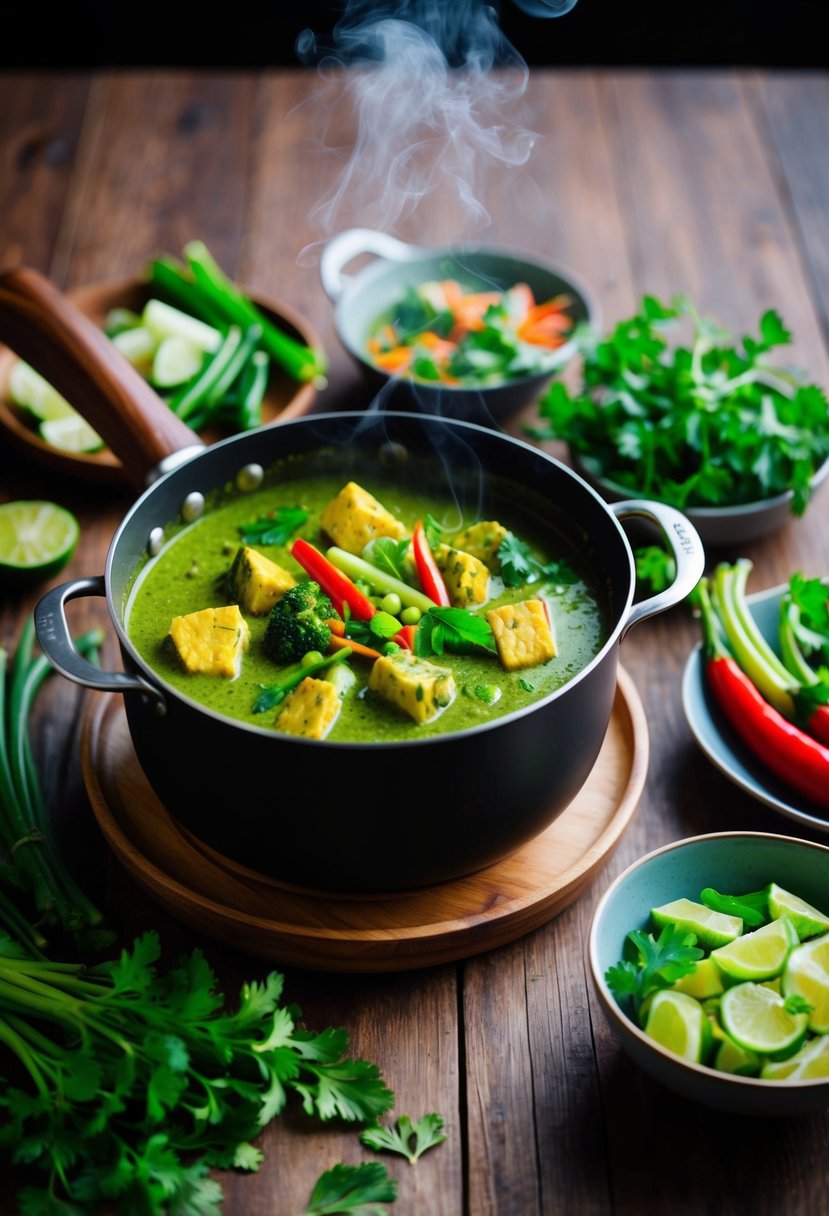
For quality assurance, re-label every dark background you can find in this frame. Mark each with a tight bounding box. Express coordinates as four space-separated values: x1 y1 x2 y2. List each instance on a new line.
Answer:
2 0 825 69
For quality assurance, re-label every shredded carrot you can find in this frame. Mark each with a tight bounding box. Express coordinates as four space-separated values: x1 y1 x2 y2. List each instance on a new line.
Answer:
328 634 382 660
373 347 414 372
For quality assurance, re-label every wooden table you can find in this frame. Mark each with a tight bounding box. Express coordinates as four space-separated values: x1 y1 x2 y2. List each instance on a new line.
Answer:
1 67 828 1215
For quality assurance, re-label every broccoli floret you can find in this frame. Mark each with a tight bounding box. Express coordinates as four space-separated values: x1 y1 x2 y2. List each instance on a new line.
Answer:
263 579 336 664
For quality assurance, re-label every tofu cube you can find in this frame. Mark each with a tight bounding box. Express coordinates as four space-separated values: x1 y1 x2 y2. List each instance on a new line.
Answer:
434 543 491 607
368 650 456 724
451 520 510 571
169 605 250 677
229 545 297 615
276 676 342 739
320 481 407 555
486 598 556 671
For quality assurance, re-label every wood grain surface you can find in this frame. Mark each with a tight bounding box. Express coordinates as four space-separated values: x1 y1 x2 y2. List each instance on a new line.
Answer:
1 68 829 1216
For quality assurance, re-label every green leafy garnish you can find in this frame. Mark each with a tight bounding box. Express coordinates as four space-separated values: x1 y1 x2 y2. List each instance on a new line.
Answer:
301 1162 397 1214
498 532 577 589
239 506 308 546
363 536 411 582
360 1113 447 1164
532 293 829 514
605 923 704 1021
414 607 497 656
634 545 677 594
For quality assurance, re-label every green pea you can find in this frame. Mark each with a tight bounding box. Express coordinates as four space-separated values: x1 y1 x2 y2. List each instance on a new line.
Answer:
301 650 325 666
400 605 422 626
381 592 403 616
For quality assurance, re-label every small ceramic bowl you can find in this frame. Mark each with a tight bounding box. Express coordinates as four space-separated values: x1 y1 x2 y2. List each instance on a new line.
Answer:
320 227 598 428
572 453 829 551
588 831 829 1116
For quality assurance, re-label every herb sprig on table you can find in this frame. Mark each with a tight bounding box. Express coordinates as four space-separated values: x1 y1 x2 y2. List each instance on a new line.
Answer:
530 294 829 514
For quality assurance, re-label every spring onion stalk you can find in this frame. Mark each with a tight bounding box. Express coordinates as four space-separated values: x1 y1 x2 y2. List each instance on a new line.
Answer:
183 240 328 385
712 560 798 717
325 547 436 615
146 254 230 330
168 324 245 421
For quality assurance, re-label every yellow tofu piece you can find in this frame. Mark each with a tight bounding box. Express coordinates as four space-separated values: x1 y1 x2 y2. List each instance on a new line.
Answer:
451 520 510 571
320 481 407 555
275 676 342 739
169 605 250 677
368 651 456 724
434 543 491 607
486 598 556 671
228 545 297 616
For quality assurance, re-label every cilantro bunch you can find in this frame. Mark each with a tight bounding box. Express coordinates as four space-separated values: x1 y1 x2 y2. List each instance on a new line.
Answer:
0 932 395 1214
532 294 829 514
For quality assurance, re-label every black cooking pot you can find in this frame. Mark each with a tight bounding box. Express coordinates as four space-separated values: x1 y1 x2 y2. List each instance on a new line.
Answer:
1 267 704 895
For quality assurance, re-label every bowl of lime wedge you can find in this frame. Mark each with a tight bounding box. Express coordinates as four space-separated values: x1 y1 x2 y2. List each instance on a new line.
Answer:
588 831 829 1115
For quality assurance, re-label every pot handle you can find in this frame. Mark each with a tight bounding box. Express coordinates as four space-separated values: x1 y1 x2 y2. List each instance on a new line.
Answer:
320 228 426 301
35 576 166 712
612 499 705 640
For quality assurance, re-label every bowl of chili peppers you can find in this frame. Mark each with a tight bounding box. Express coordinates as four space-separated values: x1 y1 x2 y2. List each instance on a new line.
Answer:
682 560 829 835
319 227 598 428
588 830 829 1116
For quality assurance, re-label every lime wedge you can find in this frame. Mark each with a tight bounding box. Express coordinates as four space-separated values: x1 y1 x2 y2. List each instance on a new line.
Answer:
760 1033 829 1080
152 334 205 388
651 897 742 950
710 914 799 981
720 981 810 1054
0 500 80 583
642 989 709 1063
767 883 829 940
671 957 725 1000
111 325 157 375
142 298 221 353
782 934 829 1033
713 1034 762 1077
8 359 76 422
40 415 105 454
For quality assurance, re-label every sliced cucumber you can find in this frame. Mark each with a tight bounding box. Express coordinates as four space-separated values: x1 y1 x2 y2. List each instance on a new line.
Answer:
142 298 222 353
152 334 205 388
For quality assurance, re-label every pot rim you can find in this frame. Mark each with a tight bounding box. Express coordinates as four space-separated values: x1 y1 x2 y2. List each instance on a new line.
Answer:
103 410 639 745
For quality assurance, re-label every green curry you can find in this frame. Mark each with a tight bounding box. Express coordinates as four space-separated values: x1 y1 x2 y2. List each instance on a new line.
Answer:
125 466 609 743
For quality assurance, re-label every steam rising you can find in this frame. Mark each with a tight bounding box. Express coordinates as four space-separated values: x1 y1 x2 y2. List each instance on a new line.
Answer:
296 1 541 248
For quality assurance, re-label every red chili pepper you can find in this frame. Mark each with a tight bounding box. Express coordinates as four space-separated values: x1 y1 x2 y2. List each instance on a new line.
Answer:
411 519 450 607
393 624 417 650
698 579 829 810
290 538 376 622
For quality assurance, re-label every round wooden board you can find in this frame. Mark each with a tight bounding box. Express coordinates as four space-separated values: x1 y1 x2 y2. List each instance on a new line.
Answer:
81 667 648 973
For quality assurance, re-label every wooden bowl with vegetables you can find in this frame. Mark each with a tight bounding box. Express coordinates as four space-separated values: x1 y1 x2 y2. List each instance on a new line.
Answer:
320 227 597 428
0 242 326 484
588 831 829 1116
535 294 829 549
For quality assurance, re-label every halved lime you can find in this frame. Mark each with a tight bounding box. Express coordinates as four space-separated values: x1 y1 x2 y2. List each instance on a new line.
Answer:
713 1033 762 1077
720 981 810 1054
142 298 221 353
0 500 80 584
8 359 76 421
710 914 799 981
642 989 709 1063
782 934 829 1033
40 414 105 454
152 334 204 388
671 957 725 1000
651 897 742 950
768 883 829 940
760 1034 829 1081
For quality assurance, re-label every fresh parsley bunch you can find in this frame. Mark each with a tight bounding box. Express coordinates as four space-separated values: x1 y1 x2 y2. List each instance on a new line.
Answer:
532 294 829 514
0 932 395 1215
